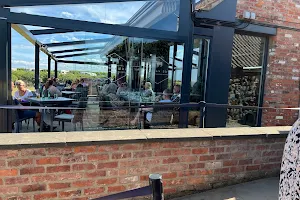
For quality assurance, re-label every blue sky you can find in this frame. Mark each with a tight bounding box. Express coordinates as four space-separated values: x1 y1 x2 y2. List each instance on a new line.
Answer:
10 1 199 83
11 2 146 72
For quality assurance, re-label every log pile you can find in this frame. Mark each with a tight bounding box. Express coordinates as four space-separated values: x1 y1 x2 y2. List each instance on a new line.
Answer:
227 75 260 125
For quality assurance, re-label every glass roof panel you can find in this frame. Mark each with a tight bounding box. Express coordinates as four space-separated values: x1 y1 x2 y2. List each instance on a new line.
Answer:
195 0 224 11
11 0 179 32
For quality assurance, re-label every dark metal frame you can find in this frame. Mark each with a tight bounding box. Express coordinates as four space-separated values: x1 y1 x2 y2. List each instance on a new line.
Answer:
0 0 277 132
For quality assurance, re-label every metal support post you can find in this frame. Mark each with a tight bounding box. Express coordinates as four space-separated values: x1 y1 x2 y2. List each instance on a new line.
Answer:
55 61 58 78
0 19 11 133
47 55 51 78
34 43 40 89
149 174 163 200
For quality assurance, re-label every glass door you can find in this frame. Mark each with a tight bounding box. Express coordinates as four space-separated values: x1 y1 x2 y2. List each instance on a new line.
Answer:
190 36 210 127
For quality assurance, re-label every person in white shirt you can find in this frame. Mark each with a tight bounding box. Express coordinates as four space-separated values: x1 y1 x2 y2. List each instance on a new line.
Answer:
14 80 33 101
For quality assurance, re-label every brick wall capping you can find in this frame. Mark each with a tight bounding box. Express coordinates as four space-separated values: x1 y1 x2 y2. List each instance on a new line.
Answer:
0 127 290 148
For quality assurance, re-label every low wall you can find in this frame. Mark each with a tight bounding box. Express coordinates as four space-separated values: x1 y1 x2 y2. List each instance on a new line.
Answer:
0 127 290 199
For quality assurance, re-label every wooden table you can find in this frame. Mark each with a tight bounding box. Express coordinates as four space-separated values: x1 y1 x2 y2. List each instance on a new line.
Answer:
28 97 75 132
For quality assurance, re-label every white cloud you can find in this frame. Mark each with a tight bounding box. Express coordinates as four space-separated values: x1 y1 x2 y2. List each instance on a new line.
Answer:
61 11 74 19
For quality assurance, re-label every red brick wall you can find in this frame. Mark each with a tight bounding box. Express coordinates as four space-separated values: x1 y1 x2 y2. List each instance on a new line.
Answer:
236 0 300 126
0 137 285 199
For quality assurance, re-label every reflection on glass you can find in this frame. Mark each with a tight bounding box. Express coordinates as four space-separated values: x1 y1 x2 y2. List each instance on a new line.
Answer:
12 0 180 32
227 34 266 127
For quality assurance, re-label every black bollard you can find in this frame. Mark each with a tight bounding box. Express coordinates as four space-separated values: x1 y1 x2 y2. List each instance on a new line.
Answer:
149 174 163 200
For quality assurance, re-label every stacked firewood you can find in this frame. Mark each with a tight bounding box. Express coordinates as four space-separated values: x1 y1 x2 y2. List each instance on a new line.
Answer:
227 75 260 122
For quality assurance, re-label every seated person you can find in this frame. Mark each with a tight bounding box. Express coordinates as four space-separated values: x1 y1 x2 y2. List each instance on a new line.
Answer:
71 79 80 91
78 78 88 87
12 81 52 131
14 80 33 102
130 89 172 125
116 82 130 96
43 80 62 97
171 84 181 103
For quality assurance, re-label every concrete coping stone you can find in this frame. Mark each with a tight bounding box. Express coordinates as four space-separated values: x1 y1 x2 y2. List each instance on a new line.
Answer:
0 126 291 147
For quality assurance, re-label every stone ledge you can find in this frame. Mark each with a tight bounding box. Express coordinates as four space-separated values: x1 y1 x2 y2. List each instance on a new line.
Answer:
0 126 290 147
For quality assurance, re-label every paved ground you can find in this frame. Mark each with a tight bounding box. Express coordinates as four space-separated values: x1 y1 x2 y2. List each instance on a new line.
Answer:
174 177 279 200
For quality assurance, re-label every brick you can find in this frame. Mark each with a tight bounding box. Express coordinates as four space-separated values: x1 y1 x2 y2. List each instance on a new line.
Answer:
189 163 205 169
120 176 138 184
270 144 284 150
164 179 185 186
6 196 30 200
59 190 81 198
85 170 106 178
214 168 230 174
0 169 18 177
0 150 18 158
47 165 70 173
57 173 82 181
205 161 222 169
34 192 57 200
256 145 269 150
216 154 231 160
223 160 238 166
210 147 225 153
97 178 118 185
47 147 73 155
161 172 177 179
63 155 86 163
128 168 149 175
72 163 95 171
246 165 260 171
200 155 215 161
140 175 148 181
164 188 176 194
87 154 109 161
112 152 131 159
36 157 61 165
239 159 253 165
163 157 179 164
5 177 30 185
31 174 57 182
0 159 5 167
263 151 277 156
20 167 44 175
84 187 105 195
172 149 191 155
170 164 188 171
21 149 45 156
230 166 245 173
197 169 213 175
155 150 172 157
151 165 169 172
49 183 70 190
73 180 95 187
192 148 208 154
133 151 152 158
231 152 247 159
8 159 33 167
74 146 96 153
120 144 141 150
108 186 126 193
269 157 282 162
21 184 46 193
0 179 2 185
178 170 195 177
107 169 119 176
97 162 118 169
216 140 232 145
180 155 198 162
261 163 280 170
161 142 180 148
0 186 18 194
98 145 119 152
120 160 141 167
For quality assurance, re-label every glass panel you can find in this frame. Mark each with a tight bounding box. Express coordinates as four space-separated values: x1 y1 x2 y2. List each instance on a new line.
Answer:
11 0 180 32
11 26 184 133
227 34 266 127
